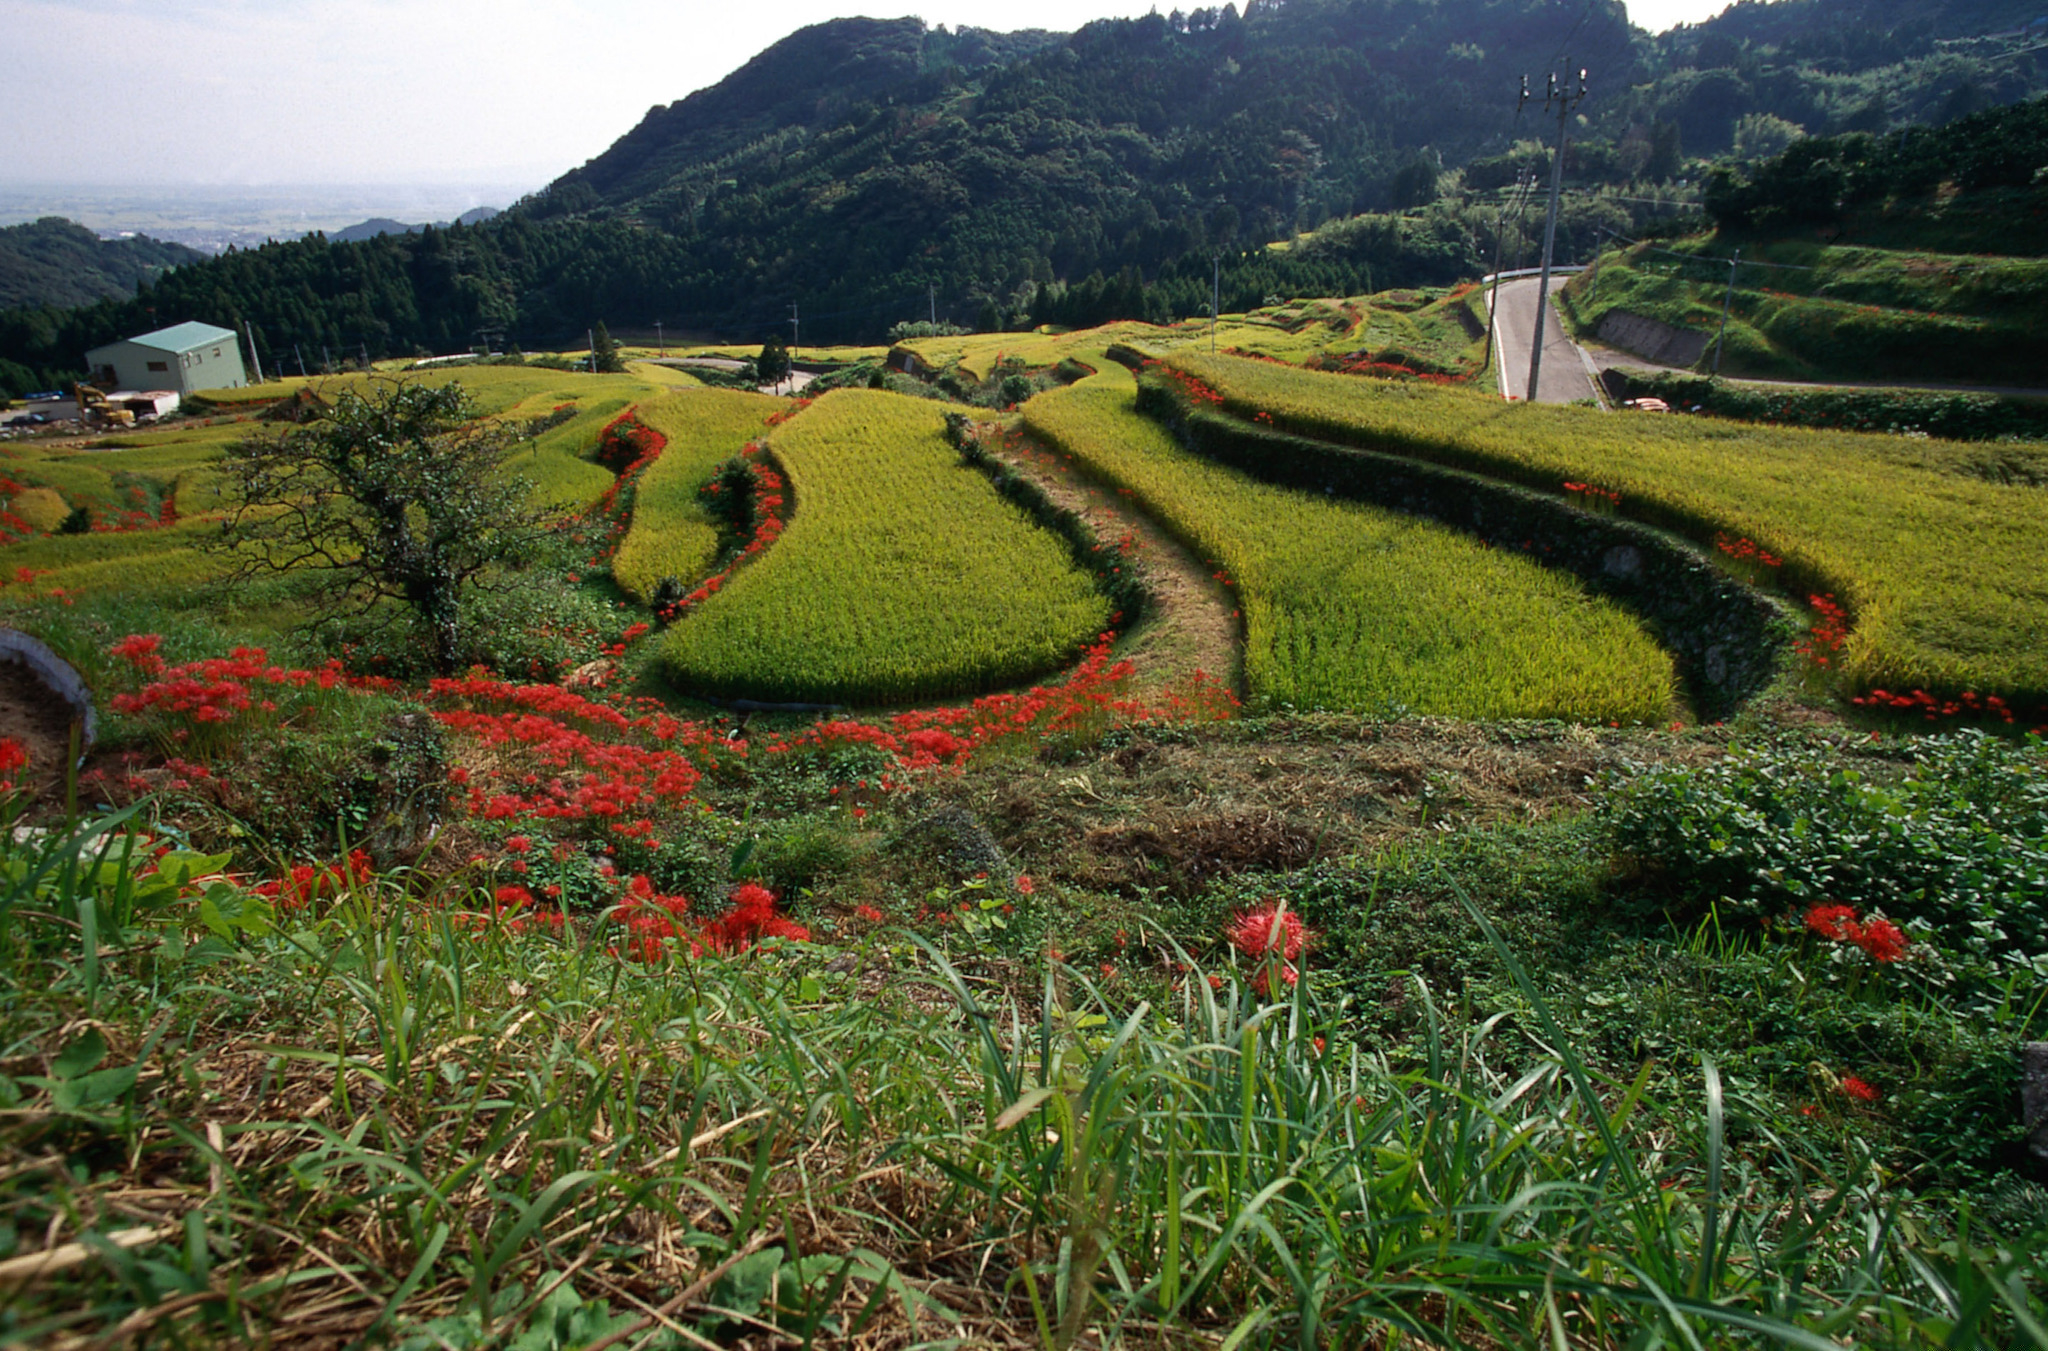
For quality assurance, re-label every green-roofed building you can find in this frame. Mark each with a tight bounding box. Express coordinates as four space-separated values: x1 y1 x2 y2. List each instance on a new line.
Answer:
85 321 248 397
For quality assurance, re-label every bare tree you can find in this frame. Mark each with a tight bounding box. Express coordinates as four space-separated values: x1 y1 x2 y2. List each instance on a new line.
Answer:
216 380 550 674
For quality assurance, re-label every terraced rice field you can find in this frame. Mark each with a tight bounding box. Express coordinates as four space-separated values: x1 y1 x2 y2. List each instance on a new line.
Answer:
659 389 1114 704
1159 351 2048 702
613 389 782 602
0 367 680 603
1023 366 1677 722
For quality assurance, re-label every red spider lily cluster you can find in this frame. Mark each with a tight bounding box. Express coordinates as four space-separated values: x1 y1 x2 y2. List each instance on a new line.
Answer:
1562 480 1622 509
764 635 1233 772
1805 903 1909 963
1227 901 1309 997
763 398 814 428
614 877 808 961
1792 594 1849 670
1713 533 1782 569
457 883 565 936
109 643 394 728
582 413 670 569
428 674 730 825
1851 686 2031 729
1143 361 1226 408
1838 1074 1881 1103
670 445 786 619
252 850 375 911
0 736 27 789
594 412 663 473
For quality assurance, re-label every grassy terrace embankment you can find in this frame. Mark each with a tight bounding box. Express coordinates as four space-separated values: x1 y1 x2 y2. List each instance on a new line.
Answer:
659 388 1114 704
1562 237 2048 385
1155 350 2048 707
1025 365 1676 722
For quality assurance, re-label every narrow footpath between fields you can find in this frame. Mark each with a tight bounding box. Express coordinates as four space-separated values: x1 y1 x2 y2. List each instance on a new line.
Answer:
986 414 1243 700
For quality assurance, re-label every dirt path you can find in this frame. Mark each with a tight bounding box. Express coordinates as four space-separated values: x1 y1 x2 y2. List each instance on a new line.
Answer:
986 421 1241 700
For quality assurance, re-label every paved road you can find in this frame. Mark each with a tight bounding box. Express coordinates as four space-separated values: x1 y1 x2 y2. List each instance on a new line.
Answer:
1488 275 1602 405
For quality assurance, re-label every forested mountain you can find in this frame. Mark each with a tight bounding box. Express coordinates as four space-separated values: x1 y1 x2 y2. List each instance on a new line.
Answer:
0 218 204 311
1 0 2042 394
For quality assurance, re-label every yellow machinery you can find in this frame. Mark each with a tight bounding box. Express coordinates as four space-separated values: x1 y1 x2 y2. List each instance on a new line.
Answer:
72 383 135 428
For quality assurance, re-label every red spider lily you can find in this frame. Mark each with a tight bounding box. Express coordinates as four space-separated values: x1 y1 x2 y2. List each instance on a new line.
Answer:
1805 904 1860 942
110 633 167 676
252 850 374 911
1228 903 1308 961
1803 903 1908 963
1793 594 1849 670
1839 1075 1880 1103
1015 874 1036 895
0 737 26 786
1855 918 1908 963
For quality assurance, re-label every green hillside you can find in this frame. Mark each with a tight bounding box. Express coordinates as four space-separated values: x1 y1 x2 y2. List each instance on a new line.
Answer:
0 217 203 312
1 0 2042 390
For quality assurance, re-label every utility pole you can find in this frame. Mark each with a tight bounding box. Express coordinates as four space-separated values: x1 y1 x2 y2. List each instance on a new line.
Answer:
788 303 800 396
244 319 265 384
655 320 664 357
322 344 332 374
1712 247 1742 377
1523 66 1587 404
1482 168 1535 372
359 342 370 371
929 284 937 327
1212 254 1221 352
294 343 307 378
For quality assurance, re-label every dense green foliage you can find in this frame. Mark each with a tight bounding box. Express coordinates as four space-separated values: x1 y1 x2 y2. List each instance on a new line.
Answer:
1608 731 2048 957
0 218 202 316
219 382 560 674
1704 94 2048 242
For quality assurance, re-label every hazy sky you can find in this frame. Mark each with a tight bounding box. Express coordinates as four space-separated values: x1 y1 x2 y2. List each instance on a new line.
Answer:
2 0 1731 191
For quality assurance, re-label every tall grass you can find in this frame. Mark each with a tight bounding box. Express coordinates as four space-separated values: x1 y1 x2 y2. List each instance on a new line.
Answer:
2 806 2036 1346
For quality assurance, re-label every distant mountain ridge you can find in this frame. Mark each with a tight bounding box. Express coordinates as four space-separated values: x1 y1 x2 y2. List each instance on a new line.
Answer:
329 207 501 243
0 0 2042 391
0 218 204 311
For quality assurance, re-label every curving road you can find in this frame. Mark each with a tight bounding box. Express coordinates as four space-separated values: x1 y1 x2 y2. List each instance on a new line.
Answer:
1488 275 1603 406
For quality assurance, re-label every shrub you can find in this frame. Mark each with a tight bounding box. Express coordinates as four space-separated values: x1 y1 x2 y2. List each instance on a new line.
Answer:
1604 731 2048 958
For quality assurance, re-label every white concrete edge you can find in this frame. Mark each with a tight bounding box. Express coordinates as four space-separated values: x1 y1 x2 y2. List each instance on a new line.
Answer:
1479 266 1586 285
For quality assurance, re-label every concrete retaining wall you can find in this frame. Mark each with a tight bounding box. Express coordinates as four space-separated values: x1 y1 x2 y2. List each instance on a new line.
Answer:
1597 309 1709 369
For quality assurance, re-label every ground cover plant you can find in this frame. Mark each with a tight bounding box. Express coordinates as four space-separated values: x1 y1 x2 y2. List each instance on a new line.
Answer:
1 653 2044 1346
612 388 784 604
658 388 1115 705
1024 364 1676 722
1151 349 2048 715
